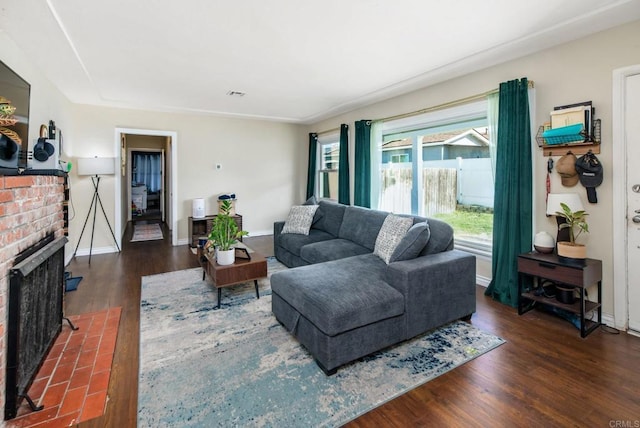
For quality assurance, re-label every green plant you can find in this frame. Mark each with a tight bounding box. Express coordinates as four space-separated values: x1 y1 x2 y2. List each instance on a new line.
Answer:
555 202 589 244
208 200 248 251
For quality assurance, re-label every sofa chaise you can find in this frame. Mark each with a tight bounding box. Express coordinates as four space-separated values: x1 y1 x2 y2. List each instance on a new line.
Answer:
270 200 476 375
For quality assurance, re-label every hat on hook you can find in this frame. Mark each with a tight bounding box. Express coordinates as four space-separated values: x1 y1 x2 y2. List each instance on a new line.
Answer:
556 152 579 187
575 150 603 203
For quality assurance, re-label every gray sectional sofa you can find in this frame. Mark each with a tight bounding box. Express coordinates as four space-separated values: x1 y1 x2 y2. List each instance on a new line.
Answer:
270 200 476 375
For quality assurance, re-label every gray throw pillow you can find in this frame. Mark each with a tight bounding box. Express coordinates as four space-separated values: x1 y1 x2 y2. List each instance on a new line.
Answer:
390 221 431 263
281 205 319 235
373 214 414 264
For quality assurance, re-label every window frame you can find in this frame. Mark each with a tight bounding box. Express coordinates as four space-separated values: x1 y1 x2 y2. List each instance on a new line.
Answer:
316 132 340 201
379 100 493 256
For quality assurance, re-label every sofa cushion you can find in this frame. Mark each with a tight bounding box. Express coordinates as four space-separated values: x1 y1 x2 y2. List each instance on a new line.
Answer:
270 254 405 336
373 214 414 264
419 217 454 255
390 221 431 263
300 238 370 264
282 205 319 235
338 205 389 250
276 228 334 257
312 201 347 237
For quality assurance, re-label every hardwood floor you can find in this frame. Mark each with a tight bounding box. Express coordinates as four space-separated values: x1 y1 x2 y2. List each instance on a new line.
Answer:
65 227 640 427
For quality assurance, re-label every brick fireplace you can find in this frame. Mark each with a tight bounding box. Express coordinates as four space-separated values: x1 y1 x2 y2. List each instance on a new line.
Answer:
0 174 66 419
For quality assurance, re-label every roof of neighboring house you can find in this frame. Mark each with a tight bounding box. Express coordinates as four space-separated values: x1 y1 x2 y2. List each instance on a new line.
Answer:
382 128 489 150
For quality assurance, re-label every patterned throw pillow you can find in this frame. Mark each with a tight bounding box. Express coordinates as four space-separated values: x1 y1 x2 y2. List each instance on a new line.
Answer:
281 205 319 235
373 214 414 264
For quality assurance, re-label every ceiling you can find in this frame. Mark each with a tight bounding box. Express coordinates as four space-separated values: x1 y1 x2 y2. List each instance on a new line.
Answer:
1 0 639 124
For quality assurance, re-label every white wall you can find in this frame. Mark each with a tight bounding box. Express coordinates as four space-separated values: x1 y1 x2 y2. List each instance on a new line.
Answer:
66 105 305 249
305 19 640 316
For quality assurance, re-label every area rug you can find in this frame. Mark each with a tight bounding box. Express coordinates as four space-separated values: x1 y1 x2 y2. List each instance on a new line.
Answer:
130 223 163 242
138 260 505 427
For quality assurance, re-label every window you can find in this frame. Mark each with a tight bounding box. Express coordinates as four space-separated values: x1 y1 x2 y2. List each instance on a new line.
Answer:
377 101 494 255
318 134 340 200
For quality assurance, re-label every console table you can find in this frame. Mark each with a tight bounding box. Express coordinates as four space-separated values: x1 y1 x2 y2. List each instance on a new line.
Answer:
517 251 602 337
188 214 242 248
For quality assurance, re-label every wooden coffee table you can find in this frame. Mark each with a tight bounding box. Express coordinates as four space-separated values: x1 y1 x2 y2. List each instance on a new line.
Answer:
198 248 268 308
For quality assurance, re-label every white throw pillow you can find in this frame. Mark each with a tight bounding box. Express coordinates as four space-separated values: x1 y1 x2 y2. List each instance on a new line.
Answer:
281 205 319 235
374 214 414 264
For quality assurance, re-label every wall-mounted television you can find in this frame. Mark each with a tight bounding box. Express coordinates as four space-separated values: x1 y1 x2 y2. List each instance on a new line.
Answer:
0 60 30 172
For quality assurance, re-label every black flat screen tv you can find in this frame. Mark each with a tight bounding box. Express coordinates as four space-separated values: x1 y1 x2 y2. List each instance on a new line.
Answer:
0 60 30 172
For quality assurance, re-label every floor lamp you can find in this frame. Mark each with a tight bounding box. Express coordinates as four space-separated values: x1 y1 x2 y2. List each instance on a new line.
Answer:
72 157 121 264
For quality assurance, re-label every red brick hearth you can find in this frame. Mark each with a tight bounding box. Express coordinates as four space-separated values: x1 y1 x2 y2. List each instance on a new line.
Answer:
6 308 120 428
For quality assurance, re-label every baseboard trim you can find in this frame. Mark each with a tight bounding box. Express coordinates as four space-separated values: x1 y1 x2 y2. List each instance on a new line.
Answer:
476 275 490 287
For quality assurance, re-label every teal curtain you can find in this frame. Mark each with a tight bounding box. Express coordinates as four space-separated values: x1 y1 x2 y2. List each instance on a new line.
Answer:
338 124 350 205
485 78 532 307
306 133 318 199
354 120 371 207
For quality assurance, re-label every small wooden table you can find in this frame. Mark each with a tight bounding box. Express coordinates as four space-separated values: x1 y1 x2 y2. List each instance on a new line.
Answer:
517 251 602 337
198 248 268 308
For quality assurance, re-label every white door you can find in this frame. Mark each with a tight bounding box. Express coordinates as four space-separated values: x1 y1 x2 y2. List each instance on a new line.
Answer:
627 73 640 333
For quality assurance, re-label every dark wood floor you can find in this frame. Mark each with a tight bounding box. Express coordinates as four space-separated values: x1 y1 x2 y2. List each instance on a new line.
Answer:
65 224 640 427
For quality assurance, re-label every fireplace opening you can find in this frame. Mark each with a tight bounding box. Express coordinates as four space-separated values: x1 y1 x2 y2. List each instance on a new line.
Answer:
5 235 69 420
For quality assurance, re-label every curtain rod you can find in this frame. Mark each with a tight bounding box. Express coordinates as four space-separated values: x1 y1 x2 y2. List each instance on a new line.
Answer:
316 127 341 136
375 80 535 123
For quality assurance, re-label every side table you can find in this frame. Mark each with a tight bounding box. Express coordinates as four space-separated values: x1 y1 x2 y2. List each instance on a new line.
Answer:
517 251 602 337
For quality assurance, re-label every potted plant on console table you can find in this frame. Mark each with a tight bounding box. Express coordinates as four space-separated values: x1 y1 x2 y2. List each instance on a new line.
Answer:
555 202 589 261
208 200 248 265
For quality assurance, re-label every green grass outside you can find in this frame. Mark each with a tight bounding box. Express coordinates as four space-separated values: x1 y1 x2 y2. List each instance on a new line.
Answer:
433 210 493 236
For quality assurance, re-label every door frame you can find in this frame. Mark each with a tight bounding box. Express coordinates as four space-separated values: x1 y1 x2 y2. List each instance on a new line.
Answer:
612 64 640 332
114 128 178 246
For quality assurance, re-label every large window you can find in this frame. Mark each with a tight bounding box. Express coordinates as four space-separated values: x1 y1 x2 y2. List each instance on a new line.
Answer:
377 101 494 255
318 133 340 200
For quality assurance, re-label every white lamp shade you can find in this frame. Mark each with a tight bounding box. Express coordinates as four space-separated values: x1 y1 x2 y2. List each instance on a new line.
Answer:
77 157 116 176
546 193 584 216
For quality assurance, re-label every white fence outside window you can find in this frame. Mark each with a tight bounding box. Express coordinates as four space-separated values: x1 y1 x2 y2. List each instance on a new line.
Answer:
379 157 493 216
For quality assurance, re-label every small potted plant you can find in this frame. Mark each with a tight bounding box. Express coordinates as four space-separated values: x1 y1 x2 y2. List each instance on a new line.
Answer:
208 200 248 265
555 202 589 260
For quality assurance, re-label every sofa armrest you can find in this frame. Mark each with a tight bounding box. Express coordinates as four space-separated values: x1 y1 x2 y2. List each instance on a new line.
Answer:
274 221 285 239
385 249 476 338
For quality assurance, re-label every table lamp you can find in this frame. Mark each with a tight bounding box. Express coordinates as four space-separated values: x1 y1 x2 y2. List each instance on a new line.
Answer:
546 193 584 244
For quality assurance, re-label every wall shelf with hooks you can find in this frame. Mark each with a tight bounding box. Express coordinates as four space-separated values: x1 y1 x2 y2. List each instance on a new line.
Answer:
536 101 601 157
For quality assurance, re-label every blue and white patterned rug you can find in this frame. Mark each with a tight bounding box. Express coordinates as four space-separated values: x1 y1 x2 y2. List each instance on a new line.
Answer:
138 259 505 427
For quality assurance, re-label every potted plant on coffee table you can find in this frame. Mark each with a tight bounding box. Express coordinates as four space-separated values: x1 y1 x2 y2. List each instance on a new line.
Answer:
555 202 589 261
208 200 248 265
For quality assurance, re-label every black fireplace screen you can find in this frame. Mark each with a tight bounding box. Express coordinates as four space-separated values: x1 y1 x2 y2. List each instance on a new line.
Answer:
5 236 68 420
